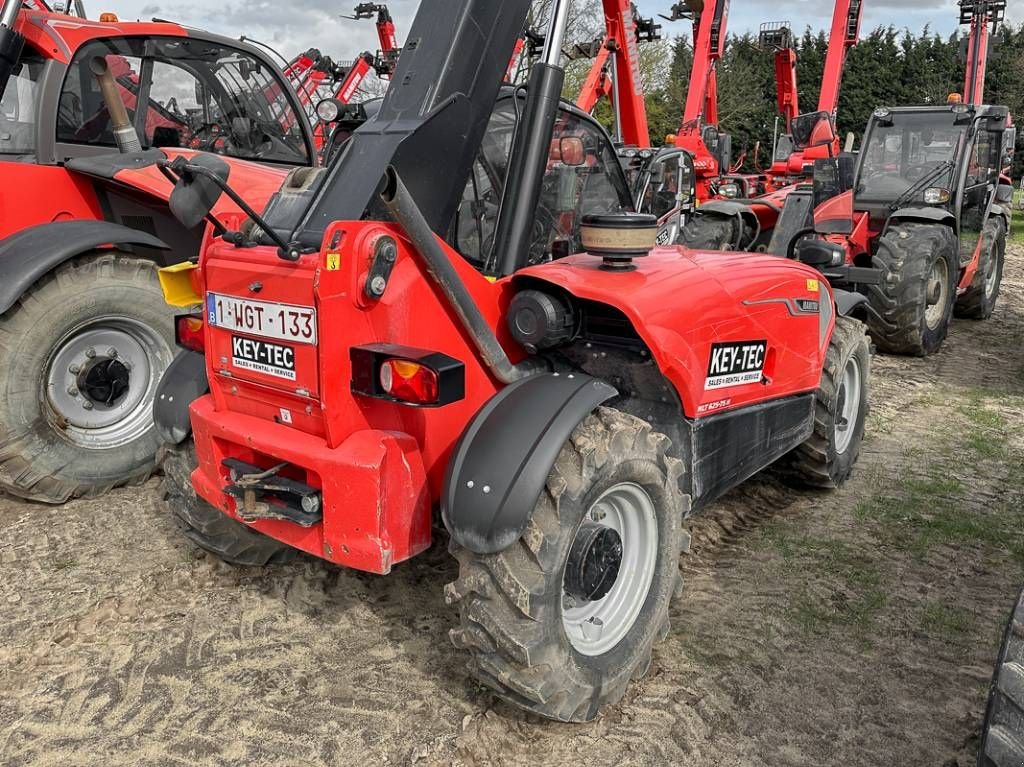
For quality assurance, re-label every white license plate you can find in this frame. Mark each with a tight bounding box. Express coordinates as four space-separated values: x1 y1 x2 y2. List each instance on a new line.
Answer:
207 293 317 345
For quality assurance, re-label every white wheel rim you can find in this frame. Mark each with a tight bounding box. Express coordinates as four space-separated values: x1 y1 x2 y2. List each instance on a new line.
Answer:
924 257 949 330
984 240 999 298
561 482 659 657
44 316 173 449
834 356 862 455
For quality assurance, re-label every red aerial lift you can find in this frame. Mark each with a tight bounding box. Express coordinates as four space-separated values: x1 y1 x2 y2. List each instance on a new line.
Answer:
574 0 660 148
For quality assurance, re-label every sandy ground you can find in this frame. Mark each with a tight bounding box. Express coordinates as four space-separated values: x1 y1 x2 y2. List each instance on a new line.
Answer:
1 245 1023 767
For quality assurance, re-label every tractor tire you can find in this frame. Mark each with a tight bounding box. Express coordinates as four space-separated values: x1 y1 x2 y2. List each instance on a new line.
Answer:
956 217 1007 321
446 407 687 722
679 213 751 251
867 222 958 357
979 588 1024 767
0 252 176 503
162 441 295 567
778 315 870 489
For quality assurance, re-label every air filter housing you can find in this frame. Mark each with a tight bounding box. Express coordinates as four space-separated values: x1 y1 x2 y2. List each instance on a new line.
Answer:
580 213 659 271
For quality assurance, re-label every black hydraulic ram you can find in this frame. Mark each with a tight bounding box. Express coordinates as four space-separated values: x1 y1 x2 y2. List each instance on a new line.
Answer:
490 0 572 277
0 0 25 104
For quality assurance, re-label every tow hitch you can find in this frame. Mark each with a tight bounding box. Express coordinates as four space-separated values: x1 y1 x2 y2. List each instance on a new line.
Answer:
223 459 323 527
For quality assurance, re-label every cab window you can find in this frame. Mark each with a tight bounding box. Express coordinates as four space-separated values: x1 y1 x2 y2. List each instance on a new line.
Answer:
455 99 631 270
0 54 45 159
57 36 310 165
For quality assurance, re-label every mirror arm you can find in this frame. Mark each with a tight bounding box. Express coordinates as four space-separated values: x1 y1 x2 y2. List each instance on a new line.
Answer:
165 158 306 261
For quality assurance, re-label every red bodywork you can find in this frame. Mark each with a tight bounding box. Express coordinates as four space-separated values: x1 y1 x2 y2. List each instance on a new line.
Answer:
186 222 832 574
0 7 301 246
575 0 650 148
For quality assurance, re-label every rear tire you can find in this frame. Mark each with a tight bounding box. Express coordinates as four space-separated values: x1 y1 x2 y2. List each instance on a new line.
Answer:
979 588 1024 767
679 213 750 250
446 407 687 722
0 252 175 503
778 315 870 489
162 441 295 567
867 222 958 356
956 217 1007 320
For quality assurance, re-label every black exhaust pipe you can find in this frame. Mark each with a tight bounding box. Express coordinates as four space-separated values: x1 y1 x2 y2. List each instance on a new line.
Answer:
381 167 544 385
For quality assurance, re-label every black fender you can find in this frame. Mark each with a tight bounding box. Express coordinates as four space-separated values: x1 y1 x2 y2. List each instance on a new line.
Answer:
887 206 956 231
990 202 1012 231
0 220 169 314
153 350 209 445
833 289 870 319
442 373 617 554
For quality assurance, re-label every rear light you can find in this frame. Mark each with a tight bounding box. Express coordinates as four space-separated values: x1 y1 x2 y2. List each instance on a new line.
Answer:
175 314 205 353
380 359 439 404
351 344 464 408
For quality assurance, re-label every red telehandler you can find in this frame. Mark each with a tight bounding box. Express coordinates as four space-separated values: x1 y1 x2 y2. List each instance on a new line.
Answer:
152 0 872 723
778 0 1013 356
0 0 319 502
679 0 864 252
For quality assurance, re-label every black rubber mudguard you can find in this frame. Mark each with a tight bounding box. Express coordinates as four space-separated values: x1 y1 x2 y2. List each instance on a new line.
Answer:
833 289 870 318
0 220 168 314
442 373 617 554
153 350 209 445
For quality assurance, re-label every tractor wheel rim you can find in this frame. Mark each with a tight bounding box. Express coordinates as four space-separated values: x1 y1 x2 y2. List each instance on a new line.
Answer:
44 317 172 449
561 482 659 657
834 356 862 455
924 257 949 331
984 242 999 298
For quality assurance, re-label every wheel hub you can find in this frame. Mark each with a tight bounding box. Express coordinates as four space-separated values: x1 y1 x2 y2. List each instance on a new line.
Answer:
561 482 659 657
834 356 862 455
924 257 950 330
79 357 131 406
564 521 623 603
45 319 170 448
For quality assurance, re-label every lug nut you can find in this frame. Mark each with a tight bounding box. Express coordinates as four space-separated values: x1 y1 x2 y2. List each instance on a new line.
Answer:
82 401 94 410
85 348 96 359
66 386 79 397
107 348 118 358
69 364 81 374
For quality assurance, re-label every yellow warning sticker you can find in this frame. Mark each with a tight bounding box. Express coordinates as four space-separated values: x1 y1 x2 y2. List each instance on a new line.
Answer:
807 279 820 293
326 252 341 271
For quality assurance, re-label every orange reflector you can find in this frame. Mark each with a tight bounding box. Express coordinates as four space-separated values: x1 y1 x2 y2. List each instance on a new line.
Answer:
175 315 205 353
99 12 119 22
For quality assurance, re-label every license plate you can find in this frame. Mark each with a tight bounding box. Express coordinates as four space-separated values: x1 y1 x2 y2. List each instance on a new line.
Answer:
231 335 296 380
207 293 317 345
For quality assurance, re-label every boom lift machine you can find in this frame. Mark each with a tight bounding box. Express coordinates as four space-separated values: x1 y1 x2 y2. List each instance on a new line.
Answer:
153 0 872 723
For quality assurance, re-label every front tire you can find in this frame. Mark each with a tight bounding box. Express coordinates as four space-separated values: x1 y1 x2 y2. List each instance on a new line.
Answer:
979 588 1024 766
446 408 687 722
778 315 870 489
956 217 1007 321
163 441 295 567
868 222 958 356
0 252 176 503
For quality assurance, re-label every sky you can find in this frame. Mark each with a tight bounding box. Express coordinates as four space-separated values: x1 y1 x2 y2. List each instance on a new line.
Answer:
95 0 1018 66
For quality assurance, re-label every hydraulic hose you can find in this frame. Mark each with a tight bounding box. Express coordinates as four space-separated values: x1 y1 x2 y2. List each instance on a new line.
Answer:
381 167 545 385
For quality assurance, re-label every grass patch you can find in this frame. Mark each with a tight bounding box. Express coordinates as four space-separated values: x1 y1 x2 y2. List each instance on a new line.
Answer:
52 556 78 571
917 602 974 640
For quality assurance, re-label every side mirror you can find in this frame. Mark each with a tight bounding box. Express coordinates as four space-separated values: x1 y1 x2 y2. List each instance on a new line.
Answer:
558 136 585 167
168 153 231 229
650 159 667 185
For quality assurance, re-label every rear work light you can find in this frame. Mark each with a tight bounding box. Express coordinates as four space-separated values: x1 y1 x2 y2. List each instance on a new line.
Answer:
175 314 205 353
351 344 464 407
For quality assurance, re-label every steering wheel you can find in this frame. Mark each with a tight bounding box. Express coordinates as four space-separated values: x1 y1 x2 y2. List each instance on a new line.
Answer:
187 123 226 152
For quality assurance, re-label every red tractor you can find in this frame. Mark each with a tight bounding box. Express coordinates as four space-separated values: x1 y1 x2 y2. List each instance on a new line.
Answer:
0 0 318 502
154 0 872 721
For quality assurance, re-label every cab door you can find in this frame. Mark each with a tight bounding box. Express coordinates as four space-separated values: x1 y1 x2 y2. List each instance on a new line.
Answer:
958 123 1002 266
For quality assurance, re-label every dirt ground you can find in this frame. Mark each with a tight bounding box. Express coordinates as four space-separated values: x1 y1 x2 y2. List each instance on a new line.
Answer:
1 246 1023 767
